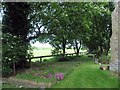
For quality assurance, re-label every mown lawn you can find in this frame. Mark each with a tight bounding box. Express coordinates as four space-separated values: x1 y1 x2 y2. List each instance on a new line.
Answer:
52 56 118 88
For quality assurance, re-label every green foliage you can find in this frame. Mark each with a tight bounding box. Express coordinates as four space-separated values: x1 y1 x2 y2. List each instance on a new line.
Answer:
98 54 111 64
51 48 62 55
2 65 12 77
27 45 34 58
2 33 27 62
82 2 114 57
2 33 33 76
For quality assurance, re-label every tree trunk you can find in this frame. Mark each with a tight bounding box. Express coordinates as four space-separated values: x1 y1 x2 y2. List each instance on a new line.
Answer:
74 40 81 56
29 58 31 68
13 62 16 75
73 47 77 54
100 45 103 56
62 36 66 56
76 48 80 56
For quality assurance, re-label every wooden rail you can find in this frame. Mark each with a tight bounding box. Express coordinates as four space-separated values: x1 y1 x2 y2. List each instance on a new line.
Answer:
27 53 76 63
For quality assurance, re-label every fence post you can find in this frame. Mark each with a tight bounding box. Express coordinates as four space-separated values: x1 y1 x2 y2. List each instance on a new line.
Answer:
40 58 42 63
29 58 31 68
13 62 16 75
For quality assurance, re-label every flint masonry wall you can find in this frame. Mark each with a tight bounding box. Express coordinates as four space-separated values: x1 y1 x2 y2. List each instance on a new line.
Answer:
110 2 120 72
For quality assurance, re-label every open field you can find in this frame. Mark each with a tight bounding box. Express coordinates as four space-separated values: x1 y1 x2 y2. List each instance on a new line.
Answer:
31 48 75 62
32 48 75 56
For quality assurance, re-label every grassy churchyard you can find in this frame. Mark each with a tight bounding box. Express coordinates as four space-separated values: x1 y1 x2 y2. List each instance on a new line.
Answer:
2 49 118 88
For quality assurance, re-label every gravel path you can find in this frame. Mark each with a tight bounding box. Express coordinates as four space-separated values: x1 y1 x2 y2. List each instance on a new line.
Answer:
3 77 52 88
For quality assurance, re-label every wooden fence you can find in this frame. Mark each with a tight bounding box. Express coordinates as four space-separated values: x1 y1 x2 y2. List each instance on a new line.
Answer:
27 53 76 63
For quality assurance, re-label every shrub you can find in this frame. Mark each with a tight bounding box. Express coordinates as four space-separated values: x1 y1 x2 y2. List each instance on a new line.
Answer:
55 73 64 80
98 54 110 64
58 56 69 62
54 55 79 62
2 65 12 77
2 33 33 76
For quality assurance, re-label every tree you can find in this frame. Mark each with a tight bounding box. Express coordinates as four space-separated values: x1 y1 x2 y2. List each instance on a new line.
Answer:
82 2 114 58
38 2 85 56
66 3 86 55
2 2 31 76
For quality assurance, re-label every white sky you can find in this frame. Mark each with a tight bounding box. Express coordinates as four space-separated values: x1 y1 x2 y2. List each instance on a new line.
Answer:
31 41 52 48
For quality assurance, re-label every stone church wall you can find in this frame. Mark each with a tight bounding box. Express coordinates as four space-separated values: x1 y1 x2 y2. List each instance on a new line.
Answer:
110 2 120 72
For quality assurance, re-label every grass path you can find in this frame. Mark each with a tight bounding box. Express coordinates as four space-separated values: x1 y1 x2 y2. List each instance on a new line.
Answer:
52 57 118 88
